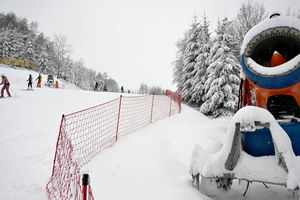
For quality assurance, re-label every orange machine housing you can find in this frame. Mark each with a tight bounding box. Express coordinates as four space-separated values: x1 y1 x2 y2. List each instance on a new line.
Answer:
242 51 300 110
248 80 300 109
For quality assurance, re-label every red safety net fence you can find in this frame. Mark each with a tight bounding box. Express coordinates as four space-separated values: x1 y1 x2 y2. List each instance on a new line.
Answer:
46 90 181 200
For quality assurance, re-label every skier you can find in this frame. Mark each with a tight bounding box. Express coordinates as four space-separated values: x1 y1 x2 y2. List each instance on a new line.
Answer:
36 73 42 87
121 86 124 93
27 74 33 90
0 74 11 97
94 82 99 91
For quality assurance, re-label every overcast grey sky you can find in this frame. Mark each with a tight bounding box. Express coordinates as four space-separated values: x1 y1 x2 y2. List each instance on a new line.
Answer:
1 0 299 90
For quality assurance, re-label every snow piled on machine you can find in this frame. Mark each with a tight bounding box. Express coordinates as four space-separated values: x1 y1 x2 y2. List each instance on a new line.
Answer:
246 54 300 76
190 106 300 190
241 14 300 55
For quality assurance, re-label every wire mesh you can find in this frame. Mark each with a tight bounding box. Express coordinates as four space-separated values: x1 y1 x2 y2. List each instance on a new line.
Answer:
46 92 181 200
118 95 153 138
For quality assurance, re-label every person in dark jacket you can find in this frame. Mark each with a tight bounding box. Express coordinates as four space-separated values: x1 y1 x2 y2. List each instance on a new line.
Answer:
27 74 33 90
0 74 11 97
94 82 99 91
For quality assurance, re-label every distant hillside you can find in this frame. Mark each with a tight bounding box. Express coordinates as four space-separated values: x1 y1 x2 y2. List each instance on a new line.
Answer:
0 12 119 92
0 64 79 91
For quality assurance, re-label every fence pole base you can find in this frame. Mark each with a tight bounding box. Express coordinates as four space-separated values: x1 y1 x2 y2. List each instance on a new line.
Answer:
82 174 90 200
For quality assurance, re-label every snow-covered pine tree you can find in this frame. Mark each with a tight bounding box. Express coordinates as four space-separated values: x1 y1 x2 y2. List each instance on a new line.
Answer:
178 17 201 103
44 41 59 75
138 83 149 94
22 35 35 62
78 66 90 90
36 50 49 72
149 86 164 95
34 33 48 72
0 30 9 57
173 28 192 101
0 34 3 57
14 32 26 60
189 14 211 106
94 72 105 91
87 68 97 90
172 37 186 94
69 60 83 87
200 17 241 117
0 30 16 59
105 78 119 92
60 56 73 81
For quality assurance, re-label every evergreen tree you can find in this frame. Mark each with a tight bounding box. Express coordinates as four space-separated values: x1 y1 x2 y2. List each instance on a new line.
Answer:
0 30 16 58
179 17 201 103
172 35 187 95
60 56 73 81
94 72 105 91
69 60 83 86
149 85 164 95
138 83 149 94
14 32 26 60
189 14 211 106
200 18 241 117
22 35 34 61
34 33 47 71
105 78 119 92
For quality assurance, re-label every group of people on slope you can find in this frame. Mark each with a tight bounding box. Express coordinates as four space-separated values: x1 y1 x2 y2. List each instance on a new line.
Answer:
93 84 126 93
27 73 42 90
0 73 43 98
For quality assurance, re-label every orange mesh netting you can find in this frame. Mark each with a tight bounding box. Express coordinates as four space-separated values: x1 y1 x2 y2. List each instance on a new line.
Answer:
46 91 181 200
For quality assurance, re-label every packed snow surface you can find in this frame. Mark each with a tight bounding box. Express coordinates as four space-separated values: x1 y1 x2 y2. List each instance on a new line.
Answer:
0 65 297 200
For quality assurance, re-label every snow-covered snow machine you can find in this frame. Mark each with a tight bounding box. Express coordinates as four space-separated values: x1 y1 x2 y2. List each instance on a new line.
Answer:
190 13 300 197
46 74 54 87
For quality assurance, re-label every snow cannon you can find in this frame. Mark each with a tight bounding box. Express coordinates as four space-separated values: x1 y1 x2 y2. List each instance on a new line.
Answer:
190 13 300 197
240 13 300 157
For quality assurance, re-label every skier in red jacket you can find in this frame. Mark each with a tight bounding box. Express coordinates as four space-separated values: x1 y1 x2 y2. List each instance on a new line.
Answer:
0 74 11 97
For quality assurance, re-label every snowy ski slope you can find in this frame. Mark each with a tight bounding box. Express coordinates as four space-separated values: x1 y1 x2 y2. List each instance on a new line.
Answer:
0 64 295 200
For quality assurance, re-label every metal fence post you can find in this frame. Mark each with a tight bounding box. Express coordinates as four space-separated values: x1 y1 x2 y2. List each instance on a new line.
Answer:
116 95 122 141
51 114 65 176
82 174 90 200
150 95 154 123
178 95 182 114
169 93 172 117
